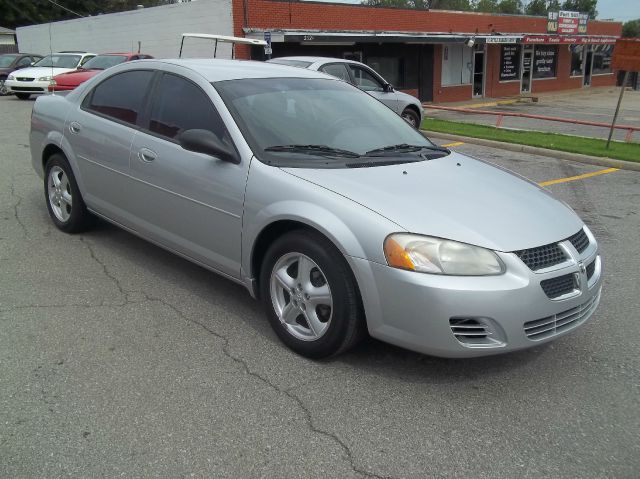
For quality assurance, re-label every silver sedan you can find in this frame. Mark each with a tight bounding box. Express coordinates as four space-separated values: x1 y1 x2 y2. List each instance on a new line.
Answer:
30 59 602 358
267 56 424 128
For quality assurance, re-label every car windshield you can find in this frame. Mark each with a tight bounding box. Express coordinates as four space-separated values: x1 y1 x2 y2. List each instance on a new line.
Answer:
81 55 129 70
215 77 437 167
0 54 18 67
34 54 81 68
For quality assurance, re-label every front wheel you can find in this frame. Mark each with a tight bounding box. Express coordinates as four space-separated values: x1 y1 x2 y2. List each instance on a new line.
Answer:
260 230 366 359
44 153 93 233
401 108 420 129
15 93 31 100
0 78 8 96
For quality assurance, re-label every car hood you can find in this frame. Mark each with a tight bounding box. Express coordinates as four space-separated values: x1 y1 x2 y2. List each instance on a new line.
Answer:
12 66 76 78
282 151 583 252
53 69 99 85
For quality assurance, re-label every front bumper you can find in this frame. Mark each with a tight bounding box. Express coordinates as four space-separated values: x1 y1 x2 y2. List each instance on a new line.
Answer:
5 78 50 94
348 239 603 358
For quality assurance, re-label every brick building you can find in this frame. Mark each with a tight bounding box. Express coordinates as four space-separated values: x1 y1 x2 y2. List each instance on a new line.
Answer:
234 0 622 102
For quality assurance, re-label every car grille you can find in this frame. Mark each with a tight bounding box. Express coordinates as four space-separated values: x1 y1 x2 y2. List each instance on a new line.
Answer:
515 243 566 271
16 77 35 82
515 228 590 271
523 291 600 340
450 318 489 342
11 87 44 92
568 228 589 253
586 259 596 280
540 273 577 299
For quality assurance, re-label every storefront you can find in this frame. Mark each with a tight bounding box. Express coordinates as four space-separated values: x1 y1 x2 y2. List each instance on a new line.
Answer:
234 0 622 103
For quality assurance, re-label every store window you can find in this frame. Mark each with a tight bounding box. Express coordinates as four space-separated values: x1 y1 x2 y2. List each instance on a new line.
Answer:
533 45 558 79
570 45 585 77
441 44 472 86
592 45 614 75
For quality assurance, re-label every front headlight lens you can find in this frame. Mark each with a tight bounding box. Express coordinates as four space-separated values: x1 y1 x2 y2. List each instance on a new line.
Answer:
38 75 52 81
8 74 15 80
384 233 504 276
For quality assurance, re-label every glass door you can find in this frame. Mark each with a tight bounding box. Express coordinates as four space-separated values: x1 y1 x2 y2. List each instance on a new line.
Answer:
473 45 485 97
521 46 534 93
583 46 593 87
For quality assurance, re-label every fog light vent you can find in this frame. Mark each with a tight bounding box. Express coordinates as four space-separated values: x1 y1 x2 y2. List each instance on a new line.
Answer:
449 318 506 348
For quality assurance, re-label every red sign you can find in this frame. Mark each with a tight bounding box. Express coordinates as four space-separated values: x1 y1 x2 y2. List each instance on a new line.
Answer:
547 10 589 35
523 35 616 45
612 38 640 72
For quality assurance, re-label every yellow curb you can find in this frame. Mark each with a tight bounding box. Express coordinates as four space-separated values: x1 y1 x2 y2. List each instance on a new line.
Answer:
538 168 620 187
451 98 522 109
441 141 465 148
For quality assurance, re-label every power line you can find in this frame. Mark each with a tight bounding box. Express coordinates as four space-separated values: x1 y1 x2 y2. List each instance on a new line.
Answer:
44 0 85 18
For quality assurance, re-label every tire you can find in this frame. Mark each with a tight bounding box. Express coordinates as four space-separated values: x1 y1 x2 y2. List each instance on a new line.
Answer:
44 153 93 233
15 93 31 100
0 78 8 96
401 107 420 129
260 230 366 359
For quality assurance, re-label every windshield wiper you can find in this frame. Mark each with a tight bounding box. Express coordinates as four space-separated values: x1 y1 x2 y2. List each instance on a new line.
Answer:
365 144 450 156
264 144 360 158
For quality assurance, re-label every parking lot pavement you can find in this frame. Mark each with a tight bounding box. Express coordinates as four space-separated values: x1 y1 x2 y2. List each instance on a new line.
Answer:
1 95 639 478
425 87 640 142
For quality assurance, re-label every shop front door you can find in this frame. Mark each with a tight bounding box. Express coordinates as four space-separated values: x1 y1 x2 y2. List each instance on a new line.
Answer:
521 46 533 93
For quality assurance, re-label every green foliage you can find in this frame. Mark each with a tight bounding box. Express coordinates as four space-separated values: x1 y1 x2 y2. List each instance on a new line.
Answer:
622 19 640 38
474 0 498 13
561 0 597 18
497 0 524 14
0 0 175 29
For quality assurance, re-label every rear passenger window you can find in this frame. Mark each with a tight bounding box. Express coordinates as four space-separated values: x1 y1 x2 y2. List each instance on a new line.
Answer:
148 73 226 140
85 70 153 125
319 63 351 82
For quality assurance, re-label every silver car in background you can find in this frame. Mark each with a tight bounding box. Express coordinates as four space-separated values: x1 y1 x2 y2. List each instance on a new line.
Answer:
267 56 424 128
30 59 602 359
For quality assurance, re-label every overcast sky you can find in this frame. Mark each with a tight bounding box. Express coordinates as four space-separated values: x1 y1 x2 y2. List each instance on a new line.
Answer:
303 0 640 22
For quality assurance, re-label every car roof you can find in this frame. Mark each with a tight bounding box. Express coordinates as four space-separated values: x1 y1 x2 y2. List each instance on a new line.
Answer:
271 56 363 66
142 59 332 82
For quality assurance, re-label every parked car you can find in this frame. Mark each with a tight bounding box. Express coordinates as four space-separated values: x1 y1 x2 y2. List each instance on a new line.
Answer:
5 52 96 99
48 52 154 92
30 59 602 359
268 56 423 128
0 53 43 95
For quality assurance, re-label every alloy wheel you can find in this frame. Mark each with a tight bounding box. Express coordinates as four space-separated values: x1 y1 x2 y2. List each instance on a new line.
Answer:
47 165 73 222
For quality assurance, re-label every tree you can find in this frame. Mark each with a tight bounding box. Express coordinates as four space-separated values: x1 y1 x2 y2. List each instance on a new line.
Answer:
362 0 472 8
561 0 597 18
622 19 640 38
497 0 523 14
474 0 498 13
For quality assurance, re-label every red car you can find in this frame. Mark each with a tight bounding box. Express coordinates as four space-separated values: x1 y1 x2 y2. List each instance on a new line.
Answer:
49 52 153 92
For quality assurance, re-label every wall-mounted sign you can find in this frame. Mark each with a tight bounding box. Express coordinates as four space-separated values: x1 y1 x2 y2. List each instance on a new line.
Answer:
486 36 520 44
533 45 557 79
500 45 520 81
547 11 588 35
612 38 640 73
523 35 615 45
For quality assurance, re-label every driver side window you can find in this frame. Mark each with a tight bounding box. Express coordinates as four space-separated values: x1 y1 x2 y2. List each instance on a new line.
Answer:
17 57 32 67
348 65 384 92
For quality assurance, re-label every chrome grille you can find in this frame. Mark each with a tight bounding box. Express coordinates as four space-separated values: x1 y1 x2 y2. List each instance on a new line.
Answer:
568 228 589 253
540 273 576 299
515 243 566 271
586 260 596 280
524 292 600 340
17 77 35 82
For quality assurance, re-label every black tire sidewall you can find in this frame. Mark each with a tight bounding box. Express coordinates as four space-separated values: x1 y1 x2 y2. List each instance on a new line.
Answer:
402 108 420 129
260 230 363 359
44 153 89 233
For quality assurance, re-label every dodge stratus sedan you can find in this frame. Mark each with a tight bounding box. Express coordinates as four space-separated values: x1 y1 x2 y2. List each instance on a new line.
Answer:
30 59 602 358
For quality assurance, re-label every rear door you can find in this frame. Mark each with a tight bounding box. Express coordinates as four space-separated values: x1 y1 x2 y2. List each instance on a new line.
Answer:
66 69 154 223
347 64 400 113
127 71 248 278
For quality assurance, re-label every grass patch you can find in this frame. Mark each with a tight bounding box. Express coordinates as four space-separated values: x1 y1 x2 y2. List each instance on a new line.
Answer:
421 118 640 163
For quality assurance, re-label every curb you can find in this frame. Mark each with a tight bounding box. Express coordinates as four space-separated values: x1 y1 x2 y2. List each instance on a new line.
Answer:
421 130 640 172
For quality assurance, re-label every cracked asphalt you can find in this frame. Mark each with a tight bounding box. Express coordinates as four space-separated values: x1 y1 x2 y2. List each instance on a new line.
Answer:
1 95 639 478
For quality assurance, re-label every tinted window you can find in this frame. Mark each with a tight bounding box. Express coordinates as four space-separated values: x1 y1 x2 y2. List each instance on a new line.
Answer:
348 65 384 92
86 70 153 125
319 63 351 82
149 73 225 140
17 57 33 67
0 55 18 67
34 54 82 68
82 55 128 70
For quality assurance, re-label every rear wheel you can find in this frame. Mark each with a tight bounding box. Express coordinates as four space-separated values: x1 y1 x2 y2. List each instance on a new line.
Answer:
44 153 93 233
401 107 420 129
260 230 365 358
15 93 31 100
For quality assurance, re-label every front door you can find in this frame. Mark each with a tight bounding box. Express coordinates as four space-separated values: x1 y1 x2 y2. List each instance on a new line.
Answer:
473 45 485 97
419 45 434 102
521 46 534 93
346 63 400 113
584 47 593 87
128 72 248 278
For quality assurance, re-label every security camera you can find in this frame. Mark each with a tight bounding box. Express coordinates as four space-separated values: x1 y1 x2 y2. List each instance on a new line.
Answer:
465 38 475 48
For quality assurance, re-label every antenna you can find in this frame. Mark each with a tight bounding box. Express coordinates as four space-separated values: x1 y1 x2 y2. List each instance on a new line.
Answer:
48 22 54 95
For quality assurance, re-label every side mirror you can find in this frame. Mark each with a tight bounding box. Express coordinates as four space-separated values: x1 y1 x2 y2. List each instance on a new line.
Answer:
383 83 394 93
178 129 239 164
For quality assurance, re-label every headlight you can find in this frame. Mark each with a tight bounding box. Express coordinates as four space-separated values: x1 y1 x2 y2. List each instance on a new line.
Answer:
384 233 505 276
8 74 15 80
38 75 52 81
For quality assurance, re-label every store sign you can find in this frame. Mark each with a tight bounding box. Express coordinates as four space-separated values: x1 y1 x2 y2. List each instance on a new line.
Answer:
500 45 520 81
523 35 616 45
612 38 640 72
486 36 520 44
533 45 557 79
547 11 588 35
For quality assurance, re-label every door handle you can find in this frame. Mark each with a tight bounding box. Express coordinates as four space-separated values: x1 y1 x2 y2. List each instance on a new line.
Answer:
137 148 157 163
69 121 82 134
